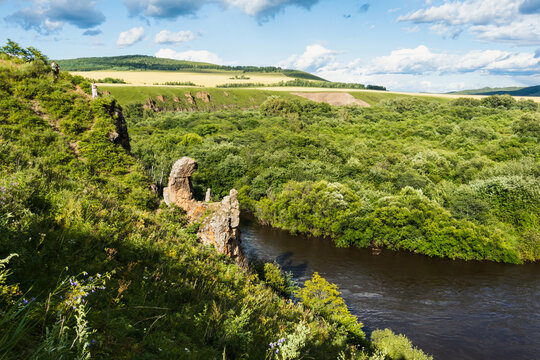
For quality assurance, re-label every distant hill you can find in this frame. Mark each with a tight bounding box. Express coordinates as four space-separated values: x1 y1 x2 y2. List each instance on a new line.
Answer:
449 85 540 97
57 55 328 81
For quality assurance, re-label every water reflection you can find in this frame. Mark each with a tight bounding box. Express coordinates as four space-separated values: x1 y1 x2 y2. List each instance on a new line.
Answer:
240 215 540 360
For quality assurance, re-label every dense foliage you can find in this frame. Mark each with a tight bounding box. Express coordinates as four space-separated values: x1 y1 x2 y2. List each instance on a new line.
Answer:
216 79 386 90
1 44 428 359
127 95 539 263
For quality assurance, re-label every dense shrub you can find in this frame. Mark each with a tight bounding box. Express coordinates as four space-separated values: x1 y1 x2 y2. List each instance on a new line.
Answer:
371 329 433 360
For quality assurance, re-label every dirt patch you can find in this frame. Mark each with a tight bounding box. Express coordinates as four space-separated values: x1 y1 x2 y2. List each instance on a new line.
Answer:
291 92 370 107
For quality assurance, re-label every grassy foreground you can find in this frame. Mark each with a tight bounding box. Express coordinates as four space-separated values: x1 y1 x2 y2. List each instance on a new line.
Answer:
0 45 433 359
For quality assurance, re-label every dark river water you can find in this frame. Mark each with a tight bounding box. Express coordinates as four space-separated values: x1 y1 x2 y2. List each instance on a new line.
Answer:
240 215 540 360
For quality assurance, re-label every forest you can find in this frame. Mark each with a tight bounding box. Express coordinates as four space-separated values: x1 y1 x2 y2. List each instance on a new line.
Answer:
126 94 539 264
1 42 433 359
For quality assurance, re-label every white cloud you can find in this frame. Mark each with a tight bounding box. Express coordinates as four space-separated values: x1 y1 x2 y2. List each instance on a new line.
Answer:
116 27 145 47
124 0 319 20
155 48 222 64
278 44 338 71
5 0 106 34
359 45 539 75
398 0 540 45
292 44 540 92
154 30 198 44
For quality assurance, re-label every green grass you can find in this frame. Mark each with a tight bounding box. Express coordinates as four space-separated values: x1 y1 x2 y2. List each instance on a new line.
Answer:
101 85 299 108
350 91 452 105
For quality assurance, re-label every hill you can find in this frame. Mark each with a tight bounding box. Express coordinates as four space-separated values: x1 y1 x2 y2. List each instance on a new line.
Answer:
450 85 540 97
1 43 433 359
57 55 328 81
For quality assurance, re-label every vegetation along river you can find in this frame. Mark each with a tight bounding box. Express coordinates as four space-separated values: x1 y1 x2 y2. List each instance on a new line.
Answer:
240 215 540 360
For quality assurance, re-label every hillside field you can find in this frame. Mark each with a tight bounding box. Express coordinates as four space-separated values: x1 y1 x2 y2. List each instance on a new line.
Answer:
71 70 291 87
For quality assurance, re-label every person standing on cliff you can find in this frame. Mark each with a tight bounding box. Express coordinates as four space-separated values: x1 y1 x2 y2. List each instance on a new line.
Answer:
91 81 98 99
51 61 60 80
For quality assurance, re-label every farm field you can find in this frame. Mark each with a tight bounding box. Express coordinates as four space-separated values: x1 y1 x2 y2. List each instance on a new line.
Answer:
70 70 291 87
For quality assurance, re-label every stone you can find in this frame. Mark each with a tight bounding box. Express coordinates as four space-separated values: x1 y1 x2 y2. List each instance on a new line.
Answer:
164 157 246 266
173 95 180 103
143 97 157 112
196 91 211 103
205 188 212 202
157 95 165 102
185 93 195 105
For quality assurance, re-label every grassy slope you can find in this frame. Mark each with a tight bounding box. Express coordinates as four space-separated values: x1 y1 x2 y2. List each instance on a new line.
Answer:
101 84 454 109
100 85 299 108
1 56 435 359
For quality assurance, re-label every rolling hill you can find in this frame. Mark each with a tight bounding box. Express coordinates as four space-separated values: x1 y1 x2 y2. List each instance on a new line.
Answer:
57 55 327 81
450 85 540 97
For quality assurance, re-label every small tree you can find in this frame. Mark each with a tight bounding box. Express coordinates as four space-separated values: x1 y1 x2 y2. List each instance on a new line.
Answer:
297 272 364 341
0 39 48 63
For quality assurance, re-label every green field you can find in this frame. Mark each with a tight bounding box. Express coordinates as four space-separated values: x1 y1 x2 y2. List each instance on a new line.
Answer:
100 85 299 108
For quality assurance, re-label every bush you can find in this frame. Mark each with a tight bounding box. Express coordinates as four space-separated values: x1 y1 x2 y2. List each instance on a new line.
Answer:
371 329 433 360
297 272 364 342
512 113 540 140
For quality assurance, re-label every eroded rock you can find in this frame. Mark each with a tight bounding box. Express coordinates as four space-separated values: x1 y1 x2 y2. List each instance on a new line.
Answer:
196 91 211 103
163 157 246 266
185 93 195 105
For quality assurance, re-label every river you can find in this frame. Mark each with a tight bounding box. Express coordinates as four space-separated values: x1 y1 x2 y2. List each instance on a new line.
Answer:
240 215 540 360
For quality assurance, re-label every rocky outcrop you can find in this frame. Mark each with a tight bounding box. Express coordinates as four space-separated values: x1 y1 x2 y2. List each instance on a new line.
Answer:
157 95 165 103
196 91 211 103
163 157 246 266
185 93 195 105
144 97 157 111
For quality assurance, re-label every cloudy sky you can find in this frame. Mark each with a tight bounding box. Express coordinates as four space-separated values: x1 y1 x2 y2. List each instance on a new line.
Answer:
1 0 539 92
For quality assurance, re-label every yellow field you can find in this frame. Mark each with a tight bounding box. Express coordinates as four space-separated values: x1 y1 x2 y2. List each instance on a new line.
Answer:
70 70 291 87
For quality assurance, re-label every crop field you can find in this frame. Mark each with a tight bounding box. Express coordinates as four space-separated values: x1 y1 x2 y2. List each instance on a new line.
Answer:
70 70 291 87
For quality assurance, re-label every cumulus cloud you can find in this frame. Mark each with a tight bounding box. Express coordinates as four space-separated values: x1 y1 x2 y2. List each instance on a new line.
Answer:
154 30 198 44
283 44 540 91
123 0 319 20
398 0 540 45
116 27 145 47
155 48 222 64
278 44 338 72
519 0 540 14
364 46 539 75
83 29 102 36
5 0 105 34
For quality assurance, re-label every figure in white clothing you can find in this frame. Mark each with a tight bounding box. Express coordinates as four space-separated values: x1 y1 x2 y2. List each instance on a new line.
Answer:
91 82 98 99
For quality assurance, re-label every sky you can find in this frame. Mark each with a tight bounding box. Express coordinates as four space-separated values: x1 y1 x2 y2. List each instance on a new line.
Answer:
1 0 539 92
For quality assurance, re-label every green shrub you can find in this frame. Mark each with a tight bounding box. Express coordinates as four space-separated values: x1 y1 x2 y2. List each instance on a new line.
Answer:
297 272 364 342
371 329 433 360
512 113 540 139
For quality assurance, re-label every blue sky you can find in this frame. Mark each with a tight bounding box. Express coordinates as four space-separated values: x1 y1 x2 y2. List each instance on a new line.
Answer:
1 0 539 92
